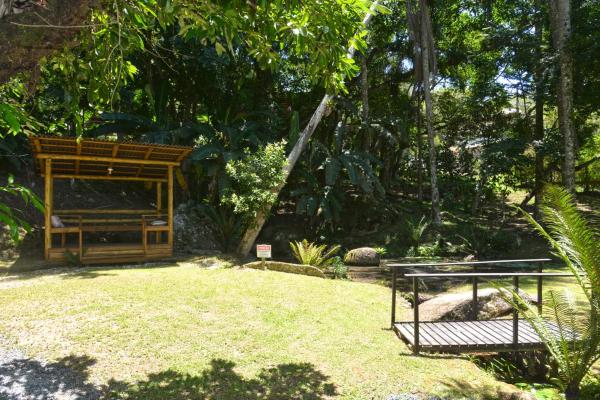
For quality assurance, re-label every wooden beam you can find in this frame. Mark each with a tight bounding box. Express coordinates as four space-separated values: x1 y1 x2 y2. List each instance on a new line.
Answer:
136 147 154 177
44 159 53 260
33 138 42 152
167 165 173 248
60 218 146 223
156 183 162 213
46 174 167 182
35 153 180 166
105 143 119 178
55 209 156 215
156 182 162 244
176 150 191 162
75 140 82 174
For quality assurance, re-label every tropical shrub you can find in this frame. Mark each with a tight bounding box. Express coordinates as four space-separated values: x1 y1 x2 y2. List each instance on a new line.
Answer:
289 239 341 268
0 107 43 243
329 256 348 279
222 141 288 224
0 175 44 243
405 215 429 250
501 186 600 400
374 247 387 256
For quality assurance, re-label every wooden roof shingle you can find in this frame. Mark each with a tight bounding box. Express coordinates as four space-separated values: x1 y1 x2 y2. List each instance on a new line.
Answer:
29 136 193 181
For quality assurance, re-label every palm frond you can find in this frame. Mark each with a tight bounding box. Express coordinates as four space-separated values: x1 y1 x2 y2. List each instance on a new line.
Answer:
504 185 600 392
289 239 340 269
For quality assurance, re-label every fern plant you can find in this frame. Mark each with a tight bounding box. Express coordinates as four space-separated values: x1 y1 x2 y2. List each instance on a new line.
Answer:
406 215 429 250
289 239 341 269
501 186 600 400
199 204 243 252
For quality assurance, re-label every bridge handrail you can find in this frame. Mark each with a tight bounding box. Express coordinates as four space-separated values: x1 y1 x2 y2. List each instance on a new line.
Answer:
404 272 571 278
386 258 552 268
389 258 574 354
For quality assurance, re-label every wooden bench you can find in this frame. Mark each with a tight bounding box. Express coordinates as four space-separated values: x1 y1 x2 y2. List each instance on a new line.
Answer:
50 210 169 262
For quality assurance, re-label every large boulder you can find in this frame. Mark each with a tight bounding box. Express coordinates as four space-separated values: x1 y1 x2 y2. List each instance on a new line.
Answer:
343 247 380 266
418 288 535 321
173 203 219 253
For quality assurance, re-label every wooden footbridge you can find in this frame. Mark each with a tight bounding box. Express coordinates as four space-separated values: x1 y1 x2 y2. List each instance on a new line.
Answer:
388 259 574 354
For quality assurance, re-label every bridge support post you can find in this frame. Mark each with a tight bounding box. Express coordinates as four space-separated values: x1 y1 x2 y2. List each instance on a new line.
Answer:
391 267 397 328
513 276 519 348
472 265 478 320
537 263 543 314
413 276 420 355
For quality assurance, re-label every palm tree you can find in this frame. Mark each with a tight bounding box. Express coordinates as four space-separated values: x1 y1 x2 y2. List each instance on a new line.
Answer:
508 186 600 399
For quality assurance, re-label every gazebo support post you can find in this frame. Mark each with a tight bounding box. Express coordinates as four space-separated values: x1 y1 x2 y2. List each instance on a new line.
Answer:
156 182 162 244
167 166 173 253
44 159 53 260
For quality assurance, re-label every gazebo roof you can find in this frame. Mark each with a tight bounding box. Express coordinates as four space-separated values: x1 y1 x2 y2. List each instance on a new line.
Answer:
29 135 193 182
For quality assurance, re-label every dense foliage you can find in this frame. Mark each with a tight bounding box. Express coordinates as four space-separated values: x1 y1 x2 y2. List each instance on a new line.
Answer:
0 0 599 251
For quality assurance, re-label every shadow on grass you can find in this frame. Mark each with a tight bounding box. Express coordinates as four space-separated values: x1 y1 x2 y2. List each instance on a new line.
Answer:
106 359 338 400
438 377 524 400
0 263 118 284
0 253 231 283
0 354 102 399
0 258 186 283
0 355 338 400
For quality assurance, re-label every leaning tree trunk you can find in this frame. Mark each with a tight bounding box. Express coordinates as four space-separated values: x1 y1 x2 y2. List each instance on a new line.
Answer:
360 54 372 150
419 0 441 226
533 0 545 218
0 0 13 18
549 0 576 193
236 2 380 256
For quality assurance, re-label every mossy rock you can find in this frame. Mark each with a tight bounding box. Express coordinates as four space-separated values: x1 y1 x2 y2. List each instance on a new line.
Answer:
343 247 380 266
243 261 326 278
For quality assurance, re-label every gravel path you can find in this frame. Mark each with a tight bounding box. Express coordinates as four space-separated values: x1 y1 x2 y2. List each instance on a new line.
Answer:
0 336 101 400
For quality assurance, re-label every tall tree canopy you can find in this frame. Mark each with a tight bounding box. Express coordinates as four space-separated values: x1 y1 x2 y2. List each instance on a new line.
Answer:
1 0 599 255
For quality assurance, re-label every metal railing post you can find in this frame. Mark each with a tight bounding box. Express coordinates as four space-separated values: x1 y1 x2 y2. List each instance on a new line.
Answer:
413 276 420 355
391 267 397 328
472 264 478 320
537 262 543 315
513 275 519 347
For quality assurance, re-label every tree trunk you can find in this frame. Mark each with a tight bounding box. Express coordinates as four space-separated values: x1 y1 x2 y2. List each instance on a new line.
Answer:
549 0 576 193
533 0 545 218
361 54 372 150
419 0 441 226
416 92 424 201
0 0 13 19
564 382 580 400
236 2 380 256
471 163 485 215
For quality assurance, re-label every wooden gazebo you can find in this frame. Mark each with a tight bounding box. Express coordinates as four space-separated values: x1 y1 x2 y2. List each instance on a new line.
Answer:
30 136 193 264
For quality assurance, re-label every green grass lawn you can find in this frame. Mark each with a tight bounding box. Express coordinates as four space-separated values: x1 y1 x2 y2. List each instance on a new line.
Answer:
0 262 526 400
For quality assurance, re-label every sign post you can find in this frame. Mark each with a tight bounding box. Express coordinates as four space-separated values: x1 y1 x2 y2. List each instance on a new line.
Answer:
256 244 272 270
